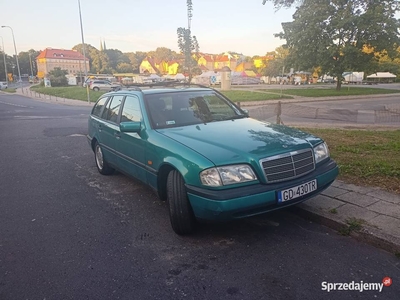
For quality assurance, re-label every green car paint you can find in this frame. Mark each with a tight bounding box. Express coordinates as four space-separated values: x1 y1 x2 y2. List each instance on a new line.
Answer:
88 87 338 229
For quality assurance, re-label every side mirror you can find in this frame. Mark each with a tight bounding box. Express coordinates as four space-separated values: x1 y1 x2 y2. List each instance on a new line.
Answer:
242 109 249 117
120 121 141 133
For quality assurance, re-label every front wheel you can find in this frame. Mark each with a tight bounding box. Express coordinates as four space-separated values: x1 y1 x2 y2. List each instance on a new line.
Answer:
94 142 114 175
167 170 195 235
93 87 100 91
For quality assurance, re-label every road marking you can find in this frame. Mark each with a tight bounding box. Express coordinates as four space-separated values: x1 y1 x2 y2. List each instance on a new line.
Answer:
14 116 57 119
68 134 86 137
0 101 29 108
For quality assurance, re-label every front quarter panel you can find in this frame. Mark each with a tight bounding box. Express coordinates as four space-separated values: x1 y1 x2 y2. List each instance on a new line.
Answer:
145 131 215 189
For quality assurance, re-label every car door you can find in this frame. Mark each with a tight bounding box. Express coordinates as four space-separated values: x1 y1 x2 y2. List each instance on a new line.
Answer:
97 95 124 167
115 95 147 182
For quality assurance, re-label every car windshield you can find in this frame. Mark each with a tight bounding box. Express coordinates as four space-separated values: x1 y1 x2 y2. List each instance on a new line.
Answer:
145 91 245 129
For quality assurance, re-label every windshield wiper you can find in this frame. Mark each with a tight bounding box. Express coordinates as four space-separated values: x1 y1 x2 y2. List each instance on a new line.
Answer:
226 114 247 120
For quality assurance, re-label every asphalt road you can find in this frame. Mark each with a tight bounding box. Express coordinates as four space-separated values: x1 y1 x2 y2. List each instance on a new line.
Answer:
1 93 399 300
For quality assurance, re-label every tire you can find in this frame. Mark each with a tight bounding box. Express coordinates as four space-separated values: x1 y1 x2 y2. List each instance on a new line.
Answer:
94 141 114 175
167 170 195 235
93 87 100 91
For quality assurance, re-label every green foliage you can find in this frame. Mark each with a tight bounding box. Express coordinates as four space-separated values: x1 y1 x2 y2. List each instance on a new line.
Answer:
47 67 68 87
125 51 147 73
104 49 129 71
298 128 400 194
15 49 39 76
31 85 103 102
275 0 400 90
0 51 12 81
177 27 200 80
261 46 289 76
147 47 179 62
262 87 400 97
263 0 301 8
339 218 365 236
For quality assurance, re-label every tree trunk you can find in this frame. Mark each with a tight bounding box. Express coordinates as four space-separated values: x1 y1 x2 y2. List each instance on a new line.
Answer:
336 79 341 91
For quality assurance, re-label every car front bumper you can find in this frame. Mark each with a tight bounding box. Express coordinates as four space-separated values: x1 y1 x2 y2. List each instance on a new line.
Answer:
186 159 339 221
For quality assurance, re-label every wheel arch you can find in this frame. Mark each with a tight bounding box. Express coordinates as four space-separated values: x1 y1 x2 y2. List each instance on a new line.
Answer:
157 163 177 201
91 137 98 152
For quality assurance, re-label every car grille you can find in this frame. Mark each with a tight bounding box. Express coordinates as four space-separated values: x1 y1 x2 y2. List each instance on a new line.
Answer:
260 149 315 183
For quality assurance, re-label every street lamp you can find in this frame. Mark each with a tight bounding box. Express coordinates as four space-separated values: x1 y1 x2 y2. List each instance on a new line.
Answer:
28 52 34 81
0 36 8 86
78 0 90 103
1 25 22 86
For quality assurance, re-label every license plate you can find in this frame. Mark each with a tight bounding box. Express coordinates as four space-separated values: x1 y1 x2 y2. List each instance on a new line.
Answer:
278 179 317 202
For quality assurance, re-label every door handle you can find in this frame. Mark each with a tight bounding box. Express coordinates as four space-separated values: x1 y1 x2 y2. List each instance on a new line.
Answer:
98 124 102 132
114 132 121 139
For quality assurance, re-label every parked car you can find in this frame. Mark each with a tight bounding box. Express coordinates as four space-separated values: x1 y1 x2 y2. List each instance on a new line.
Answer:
0 81 8 89
87 84 339 234
89 80 121 91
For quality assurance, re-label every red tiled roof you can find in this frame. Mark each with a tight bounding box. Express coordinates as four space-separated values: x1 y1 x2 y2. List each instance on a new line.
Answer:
36 48 88 61
143 57 160 73
202 55 214 62
214 55 237 62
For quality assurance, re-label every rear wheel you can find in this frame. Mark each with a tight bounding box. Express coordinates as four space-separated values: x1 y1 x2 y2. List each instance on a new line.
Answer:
93 87 100 91
167 170 195 235
94 142 114 175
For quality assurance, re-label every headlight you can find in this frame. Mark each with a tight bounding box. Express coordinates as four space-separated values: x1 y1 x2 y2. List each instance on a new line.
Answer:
314 142 329 164
200 164 257 187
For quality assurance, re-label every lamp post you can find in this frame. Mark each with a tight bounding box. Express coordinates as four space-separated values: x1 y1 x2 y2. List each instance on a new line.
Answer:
28 51 34 81
1 26 22 87
78 0 90 103
0 36 8 86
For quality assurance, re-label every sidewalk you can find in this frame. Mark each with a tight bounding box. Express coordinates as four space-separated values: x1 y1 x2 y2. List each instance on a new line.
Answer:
7 86 400 254
294 180 400 254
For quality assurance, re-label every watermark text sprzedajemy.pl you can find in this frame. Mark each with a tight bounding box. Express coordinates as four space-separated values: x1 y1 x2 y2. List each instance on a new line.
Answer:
321 277 392 293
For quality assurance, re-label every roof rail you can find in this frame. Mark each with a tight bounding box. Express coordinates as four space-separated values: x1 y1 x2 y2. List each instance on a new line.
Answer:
123 80 211 89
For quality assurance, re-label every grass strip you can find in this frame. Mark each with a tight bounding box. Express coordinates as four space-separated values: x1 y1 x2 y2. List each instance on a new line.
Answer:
261 87 400 97
298 128 400 194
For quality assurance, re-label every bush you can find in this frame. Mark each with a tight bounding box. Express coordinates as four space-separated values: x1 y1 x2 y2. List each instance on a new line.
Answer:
48 75 68 87
47 67 68 87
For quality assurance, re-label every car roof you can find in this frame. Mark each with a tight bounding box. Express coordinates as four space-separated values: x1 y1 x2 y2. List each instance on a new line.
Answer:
104 84 214 97
142 87 212 95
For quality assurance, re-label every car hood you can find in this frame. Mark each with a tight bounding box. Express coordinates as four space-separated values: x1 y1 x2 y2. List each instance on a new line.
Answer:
157 118 321 166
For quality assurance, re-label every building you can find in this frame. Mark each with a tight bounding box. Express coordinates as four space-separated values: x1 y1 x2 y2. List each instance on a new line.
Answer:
36 48 90 79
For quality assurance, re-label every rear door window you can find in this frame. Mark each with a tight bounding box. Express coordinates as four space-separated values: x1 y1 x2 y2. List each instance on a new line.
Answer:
92 96 109 118
102 95 124 123
121 95 142 122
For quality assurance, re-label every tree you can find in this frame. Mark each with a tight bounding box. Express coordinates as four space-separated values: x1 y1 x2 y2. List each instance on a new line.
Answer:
0 51 13 81
17 50 40 77
177 0 200 82
275 0 400 90
104 49 130 72
116 62 134 73
261 45 289 76
147 47 179 62
125 51 147 73
73 43 111 74
177 28 199 80
263 0 302 8
47 67 68 86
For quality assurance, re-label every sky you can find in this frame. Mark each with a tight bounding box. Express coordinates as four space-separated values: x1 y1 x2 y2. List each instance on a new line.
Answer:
0 0 295 57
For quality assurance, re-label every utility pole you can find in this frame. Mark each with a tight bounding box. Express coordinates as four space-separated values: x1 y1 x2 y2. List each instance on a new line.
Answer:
78 0 90 103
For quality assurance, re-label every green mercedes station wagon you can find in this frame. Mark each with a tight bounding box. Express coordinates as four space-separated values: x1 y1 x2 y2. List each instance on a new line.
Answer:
87 84 338 234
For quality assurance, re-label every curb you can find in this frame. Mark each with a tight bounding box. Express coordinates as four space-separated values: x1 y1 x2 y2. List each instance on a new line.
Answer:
291 206 400 255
